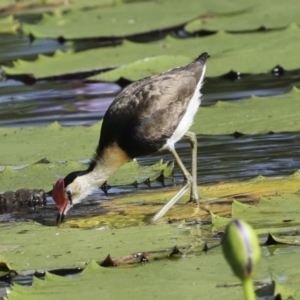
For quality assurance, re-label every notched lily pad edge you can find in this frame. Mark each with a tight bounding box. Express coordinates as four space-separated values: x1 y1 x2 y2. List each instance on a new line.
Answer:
3 61 296 86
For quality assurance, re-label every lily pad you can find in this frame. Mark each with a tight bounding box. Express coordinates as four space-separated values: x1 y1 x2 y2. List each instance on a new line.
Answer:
94 24 300 80
20 0 246 39
193 87 300 135
233 193 300 228
185 0 300 31
0 222 193 272
4 25 300 80
4 25 300 78
264 233 300 246
212 192 300 234
1 88 300 167
0 159 173 192
7 255 255 300
95 55 192 82
0 121 101 165
107 159 173 186
0 15 20 33
273 280 299 300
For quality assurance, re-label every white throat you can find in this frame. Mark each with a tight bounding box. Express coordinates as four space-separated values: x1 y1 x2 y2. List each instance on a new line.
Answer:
68 145 129 205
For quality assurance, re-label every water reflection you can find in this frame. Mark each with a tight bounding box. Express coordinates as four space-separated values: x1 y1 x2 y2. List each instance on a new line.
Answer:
1 69 300 127
140 132 300 184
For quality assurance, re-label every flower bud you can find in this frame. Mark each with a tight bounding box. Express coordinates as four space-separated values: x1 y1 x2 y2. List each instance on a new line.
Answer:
222 219 261 280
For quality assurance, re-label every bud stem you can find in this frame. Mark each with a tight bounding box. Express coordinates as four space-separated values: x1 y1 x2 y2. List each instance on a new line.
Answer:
242 277 256 300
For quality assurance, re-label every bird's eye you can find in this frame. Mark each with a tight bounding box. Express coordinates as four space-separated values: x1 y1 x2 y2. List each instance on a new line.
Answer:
65 189 72 204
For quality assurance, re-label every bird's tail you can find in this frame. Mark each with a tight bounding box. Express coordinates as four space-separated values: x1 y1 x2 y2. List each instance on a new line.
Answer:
195 52 210 63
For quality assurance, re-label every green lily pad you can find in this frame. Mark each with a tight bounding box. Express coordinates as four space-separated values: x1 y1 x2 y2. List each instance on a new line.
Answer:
264 233 300 246
0 223 192 272
0 159 173 192
273 280 299 300
21 0 245 39
6 256 250 300
193 87 300 135
0 15 20 33
233 193 300 228
212 192 300 234
107 159 173 186
4 25 300 78
210 211 230 228
0 220 271 300
265 262 300 298
95 55 192 82
19 0 300 39
185 0 300 31
0 121 101 165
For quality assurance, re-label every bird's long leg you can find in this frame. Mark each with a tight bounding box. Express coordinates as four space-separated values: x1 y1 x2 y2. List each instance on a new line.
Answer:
152 147 193 222
184 131 200 203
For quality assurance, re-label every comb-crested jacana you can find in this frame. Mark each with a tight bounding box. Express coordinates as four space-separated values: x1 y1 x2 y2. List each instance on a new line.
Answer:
52 52 209 225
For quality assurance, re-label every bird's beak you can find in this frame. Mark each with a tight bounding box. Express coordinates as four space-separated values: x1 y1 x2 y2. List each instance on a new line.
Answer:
52 178 69 226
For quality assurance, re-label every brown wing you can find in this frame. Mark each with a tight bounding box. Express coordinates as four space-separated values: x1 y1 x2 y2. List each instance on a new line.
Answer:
96 53 207 158
108 71 198 142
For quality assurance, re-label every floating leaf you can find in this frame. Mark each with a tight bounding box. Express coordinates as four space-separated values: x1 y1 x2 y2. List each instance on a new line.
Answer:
264 233 300 246
20 0 236 38
107 159 173 186
232 194 300 228
0 223 192 272
0 158 173 192
211 211 230 228
5 242 270 300
206 193 300 234
95 55 192 82
4 25 300 78
273 280 299 300
185 0 300 31
0 15 20 33
6 255 247 300
0 161 86 192
0 121 101 165
193 88 300 135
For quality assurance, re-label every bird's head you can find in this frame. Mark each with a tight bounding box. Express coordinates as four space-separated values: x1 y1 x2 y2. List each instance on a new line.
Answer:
52 171 84 225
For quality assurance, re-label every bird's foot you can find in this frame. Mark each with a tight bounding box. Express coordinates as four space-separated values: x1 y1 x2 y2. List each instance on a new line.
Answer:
187 193 216 214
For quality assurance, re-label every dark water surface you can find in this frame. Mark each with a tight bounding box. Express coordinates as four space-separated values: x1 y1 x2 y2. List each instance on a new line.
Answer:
1 69 300 127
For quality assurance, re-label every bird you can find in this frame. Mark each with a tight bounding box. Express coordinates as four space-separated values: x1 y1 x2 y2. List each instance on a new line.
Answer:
52 52 209 225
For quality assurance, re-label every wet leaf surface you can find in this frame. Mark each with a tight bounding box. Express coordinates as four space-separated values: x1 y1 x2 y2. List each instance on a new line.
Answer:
3 25 300 78
6 257 259 300
0 16 19 33
15 0 300 38
21 0 200 38
264 233 300 246
0 223 195 272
